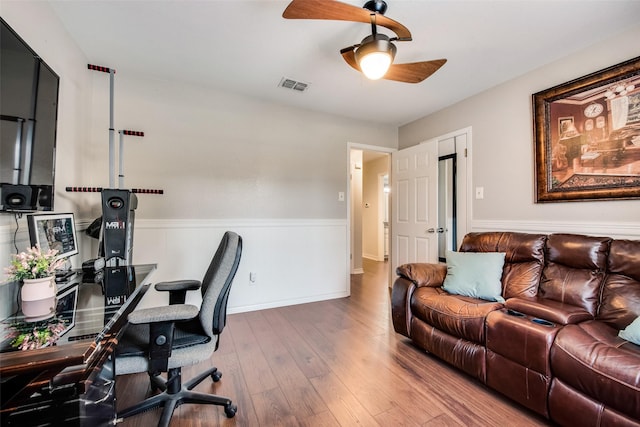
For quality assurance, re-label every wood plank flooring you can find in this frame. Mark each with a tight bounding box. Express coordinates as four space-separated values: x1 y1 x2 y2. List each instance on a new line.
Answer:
116 259 550 426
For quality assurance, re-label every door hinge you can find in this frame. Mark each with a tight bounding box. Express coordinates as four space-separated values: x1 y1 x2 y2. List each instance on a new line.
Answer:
464 148 468 157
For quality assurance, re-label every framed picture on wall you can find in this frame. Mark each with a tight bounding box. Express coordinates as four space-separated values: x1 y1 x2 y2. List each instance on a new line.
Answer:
532 56 640 202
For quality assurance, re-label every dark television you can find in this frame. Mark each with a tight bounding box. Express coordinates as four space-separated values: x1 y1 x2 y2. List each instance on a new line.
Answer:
0 17 59 212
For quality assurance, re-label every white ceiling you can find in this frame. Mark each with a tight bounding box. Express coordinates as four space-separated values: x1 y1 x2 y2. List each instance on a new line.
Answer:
48 0 640 127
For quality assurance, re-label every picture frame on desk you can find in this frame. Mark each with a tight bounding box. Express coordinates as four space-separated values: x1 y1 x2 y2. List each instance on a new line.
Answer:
533 56 640 202
56 285 78 337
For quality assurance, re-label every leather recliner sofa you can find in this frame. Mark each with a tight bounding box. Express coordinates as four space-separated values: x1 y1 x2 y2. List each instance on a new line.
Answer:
391 232 640 426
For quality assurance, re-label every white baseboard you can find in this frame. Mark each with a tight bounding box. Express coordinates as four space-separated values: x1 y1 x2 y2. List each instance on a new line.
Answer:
227 290 349 314
362 253 384 262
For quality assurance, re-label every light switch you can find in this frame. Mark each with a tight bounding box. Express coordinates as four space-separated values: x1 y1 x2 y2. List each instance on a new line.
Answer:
338 192 345 201
475 187 484 199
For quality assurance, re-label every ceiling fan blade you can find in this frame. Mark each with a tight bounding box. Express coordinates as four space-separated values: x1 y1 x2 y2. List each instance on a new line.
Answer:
341 49 446 84
383 59 447 83
340 46 360 71
283 0 412 40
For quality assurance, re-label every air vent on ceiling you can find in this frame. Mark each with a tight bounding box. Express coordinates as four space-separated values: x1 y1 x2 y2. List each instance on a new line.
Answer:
279 77 310 93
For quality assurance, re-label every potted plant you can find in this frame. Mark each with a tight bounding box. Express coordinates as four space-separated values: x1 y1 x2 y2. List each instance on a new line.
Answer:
4 245 67 318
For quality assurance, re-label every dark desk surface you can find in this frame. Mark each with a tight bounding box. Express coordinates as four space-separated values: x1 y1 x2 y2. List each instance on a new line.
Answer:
0 264 156 403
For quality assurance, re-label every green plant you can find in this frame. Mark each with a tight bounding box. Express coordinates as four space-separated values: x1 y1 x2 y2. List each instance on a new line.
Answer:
4 245 66 282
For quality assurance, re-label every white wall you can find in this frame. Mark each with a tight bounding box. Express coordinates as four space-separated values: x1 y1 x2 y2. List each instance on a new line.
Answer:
0 2 399 314
87 74 396 311
399 25 640 239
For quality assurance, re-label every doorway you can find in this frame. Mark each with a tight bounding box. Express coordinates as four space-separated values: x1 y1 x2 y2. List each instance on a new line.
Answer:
348 144 393 276
348 127 470 289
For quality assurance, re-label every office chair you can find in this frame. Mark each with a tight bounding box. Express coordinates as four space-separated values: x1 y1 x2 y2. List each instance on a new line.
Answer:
115 231 242 427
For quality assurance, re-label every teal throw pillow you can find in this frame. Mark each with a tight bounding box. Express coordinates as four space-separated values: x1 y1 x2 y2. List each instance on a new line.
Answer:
618 316 640 345
442 250 506 302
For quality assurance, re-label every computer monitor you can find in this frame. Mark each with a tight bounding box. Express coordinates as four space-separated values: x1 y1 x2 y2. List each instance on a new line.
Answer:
27 212 79 259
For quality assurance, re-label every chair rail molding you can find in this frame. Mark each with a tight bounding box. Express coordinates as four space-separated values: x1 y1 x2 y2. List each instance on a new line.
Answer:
470 219 640 240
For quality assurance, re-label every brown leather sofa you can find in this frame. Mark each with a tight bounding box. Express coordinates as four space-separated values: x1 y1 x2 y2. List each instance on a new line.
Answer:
391 232 640 426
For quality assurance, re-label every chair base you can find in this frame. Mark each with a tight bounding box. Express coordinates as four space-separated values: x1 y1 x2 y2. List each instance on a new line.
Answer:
117 366 236 427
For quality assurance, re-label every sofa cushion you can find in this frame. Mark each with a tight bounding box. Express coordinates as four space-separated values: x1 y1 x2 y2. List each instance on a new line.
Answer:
442 250 506 302
599 239 640 329
460 232 546 299
539 234 611 316
410 286 503 344
550 320 640 421
410 316 487 382
619 316 640 345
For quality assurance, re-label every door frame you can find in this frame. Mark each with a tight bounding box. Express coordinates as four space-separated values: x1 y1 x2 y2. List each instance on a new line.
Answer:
346 127 471 290
346 143 395 282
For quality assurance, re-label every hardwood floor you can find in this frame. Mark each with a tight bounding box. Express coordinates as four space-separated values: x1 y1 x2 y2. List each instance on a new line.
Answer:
116 258 550 426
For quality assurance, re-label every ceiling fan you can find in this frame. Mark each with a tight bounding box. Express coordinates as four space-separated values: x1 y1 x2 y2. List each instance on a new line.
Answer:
282 0 447 83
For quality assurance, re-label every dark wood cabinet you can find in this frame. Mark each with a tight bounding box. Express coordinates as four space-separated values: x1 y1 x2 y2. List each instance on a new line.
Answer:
0 265 156 426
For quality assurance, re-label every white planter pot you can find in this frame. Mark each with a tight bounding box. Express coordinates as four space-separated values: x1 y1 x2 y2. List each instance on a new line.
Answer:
21 276 56 301
21 276 57 318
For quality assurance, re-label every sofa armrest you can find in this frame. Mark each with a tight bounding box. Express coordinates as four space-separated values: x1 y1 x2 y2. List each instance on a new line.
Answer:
506 297 593 325
392 263 446 337
391 277 415 337
396 263 447 288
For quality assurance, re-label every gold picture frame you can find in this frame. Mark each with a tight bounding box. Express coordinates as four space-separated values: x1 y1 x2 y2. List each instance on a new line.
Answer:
533 56 640 202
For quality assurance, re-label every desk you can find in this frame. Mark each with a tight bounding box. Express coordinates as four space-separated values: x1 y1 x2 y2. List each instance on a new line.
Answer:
0 264 156 426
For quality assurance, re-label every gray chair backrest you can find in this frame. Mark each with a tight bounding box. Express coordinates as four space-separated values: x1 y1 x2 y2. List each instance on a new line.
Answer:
199 231 242 337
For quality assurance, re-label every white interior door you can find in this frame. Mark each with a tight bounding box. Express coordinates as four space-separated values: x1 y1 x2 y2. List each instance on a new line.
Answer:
391 140 439 274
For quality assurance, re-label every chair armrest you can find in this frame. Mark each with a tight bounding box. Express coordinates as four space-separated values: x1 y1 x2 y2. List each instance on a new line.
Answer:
154 280 201 305
155 280 201 292
126 304 199 375
128 304 199 325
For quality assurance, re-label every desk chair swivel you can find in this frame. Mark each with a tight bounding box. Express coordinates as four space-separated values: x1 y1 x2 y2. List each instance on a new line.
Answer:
115 231 242 427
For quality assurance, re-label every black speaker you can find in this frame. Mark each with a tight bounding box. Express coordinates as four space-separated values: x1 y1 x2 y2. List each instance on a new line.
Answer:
101 189 138 266
0 183 34 210
35 185 53 210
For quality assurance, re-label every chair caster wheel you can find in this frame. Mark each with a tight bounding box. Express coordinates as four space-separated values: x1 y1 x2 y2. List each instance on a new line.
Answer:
211 370 222 382
224 403 237 418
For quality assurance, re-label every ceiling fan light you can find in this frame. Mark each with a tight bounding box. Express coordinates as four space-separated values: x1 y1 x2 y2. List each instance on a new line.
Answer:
359 52 393 79
355 34 396 80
